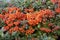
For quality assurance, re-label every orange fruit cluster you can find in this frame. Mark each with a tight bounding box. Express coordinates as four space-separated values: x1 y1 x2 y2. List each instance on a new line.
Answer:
40 27 51 33
0 7 59 35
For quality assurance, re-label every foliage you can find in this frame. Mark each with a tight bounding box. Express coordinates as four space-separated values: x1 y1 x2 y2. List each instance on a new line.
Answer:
0 0 60 40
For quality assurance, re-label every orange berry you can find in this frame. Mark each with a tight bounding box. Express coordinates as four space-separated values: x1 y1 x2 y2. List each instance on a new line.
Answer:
14 21 20 25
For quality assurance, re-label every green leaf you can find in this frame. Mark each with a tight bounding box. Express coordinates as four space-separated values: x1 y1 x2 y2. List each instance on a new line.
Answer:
4 32 11 40
37 23 41 28
37 0 42 5
12 31 20 37
54 30 60 35
19 0 24 3
27 34 32 40
0 30 4 37
39 33 56 40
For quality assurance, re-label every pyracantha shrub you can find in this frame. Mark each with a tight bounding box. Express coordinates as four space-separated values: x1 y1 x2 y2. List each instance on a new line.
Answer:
0 0 60 40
